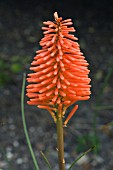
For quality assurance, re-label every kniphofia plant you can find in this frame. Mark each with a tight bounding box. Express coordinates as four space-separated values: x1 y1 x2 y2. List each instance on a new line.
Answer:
26 12 91 170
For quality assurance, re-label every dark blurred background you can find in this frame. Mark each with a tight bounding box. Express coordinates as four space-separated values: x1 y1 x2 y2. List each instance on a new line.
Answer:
0 0 113 170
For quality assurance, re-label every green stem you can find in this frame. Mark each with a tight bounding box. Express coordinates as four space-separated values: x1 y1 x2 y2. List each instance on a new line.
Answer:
57 116 66 170
21 73 40 170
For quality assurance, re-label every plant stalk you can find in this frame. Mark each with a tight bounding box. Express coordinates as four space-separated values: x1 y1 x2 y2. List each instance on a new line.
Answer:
57 115 66 170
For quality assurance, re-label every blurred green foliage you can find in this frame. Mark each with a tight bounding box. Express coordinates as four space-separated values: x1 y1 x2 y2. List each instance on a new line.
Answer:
0 55 31 86
76 133 100 153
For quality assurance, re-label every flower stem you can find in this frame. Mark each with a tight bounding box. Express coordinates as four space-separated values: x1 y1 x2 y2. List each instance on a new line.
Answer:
57 115 66 170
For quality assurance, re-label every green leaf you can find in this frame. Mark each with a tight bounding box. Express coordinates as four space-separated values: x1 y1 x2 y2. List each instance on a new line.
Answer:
0 72 12 86
94 105 113 111
11 63 22 73
40 151 52 170
0 147 13 170
68 146 95 170
21 73 40 170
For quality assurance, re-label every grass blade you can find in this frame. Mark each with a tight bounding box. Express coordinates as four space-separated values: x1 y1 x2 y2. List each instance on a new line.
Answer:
94 105 113 111
40 151 52 170
21 73 40 170
97 66 113 103
68 146 95 170
0 147 13 170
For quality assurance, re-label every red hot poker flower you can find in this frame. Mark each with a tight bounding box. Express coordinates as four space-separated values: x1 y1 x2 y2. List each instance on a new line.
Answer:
26 12 91 125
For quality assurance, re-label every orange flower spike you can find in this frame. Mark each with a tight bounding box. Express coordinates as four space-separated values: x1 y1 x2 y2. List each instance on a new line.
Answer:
64 105 78 127
26 12 91 124
48 110 57 123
